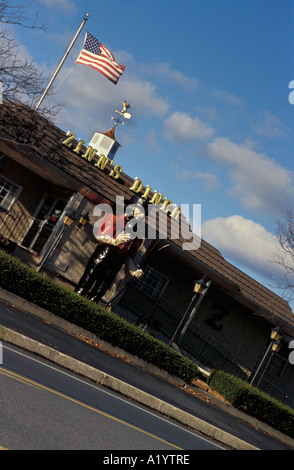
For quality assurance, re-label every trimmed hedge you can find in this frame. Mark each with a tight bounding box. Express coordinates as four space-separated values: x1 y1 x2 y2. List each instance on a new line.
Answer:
208 370 294 438
0 250 200 382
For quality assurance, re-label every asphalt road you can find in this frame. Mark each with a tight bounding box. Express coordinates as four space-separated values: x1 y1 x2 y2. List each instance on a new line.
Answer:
0 342 227 451
0 297 293 450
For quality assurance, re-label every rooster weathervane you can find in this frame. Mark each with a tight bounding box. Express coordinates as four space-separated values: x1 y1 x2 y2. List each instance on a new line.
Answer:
111 101 131 127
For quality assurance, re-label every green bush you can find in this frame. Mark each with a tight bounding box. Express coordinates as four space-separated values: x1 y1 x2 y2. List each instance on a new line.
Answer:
0 250 199 382
208 370 294 438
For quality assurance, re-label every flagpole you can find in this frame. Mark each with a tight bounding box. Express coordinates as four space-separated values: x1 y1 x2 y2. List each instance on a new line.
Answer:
35 13 89 111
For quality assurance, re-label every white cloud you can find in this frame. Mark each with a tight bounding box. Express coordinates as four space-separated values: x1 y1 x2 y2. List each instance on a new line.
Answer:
205 137 294 214
194 171 220 191
148 62 199 91
144 130 161 154
250 110 291 139
202 215 282 280
212 90 244 107
39 0 77 11
119 77 170 118
162 111 214 144
177 169 219 191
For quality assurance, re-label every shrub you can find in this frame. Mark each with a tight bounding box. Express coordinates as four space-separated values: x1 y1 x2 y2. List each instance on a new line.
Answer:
0 250 199 382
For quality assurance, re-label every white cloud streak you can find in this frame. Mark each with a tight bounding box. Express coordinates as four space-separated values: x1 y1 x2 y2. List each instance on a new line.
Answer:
39 0 78 11
212 89 244 107
202 215 282 280
146 62 199 91
205 137 294 214
162 111 214 144
250 110 291 139
177 169 219 191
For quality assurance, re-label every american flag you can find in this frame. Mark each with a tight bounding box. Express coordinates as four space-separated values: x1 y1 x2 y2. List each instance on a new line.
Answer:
76 33 125 85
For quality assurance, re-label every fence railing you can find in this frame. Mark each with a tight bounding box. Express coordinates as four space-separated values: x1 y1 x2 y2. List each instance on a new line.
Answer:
0 209 56 254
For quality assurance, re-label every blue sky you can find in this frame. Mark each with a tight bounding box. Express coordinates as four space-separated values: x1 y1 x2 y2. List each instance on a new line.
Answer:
8 0 294 303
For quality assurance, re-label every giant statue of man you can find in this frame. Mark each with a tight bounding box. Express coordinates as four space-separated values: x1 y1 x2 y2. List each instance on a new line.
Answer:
75 197 146 303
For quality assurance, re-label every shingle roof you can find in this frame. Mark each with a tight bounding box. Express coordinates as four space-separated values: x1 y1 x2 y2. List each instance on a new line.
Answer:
1 101 293 334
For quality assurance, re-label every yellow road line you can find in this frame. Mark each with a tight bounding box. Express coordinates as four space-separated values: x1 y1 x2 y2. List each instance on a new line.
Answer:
0 367 182 449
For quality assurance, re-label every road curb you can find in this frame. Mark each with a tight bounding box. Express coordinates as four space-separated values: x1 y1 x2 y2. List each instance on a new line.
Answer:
0 324 259 450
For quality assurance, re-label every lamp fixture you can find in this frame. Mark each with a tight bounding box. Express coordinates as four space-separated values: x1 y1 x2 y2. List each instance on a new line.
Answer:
78 211 90 227
63 211 76 226
271 341 281 353
193 277 208 295
270 326 282 342
270 326 282 353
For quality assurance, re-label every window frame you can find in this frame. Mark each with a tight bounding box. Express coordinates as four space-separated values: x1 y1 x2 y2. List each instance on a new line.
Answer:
267 352 288 379
0 175 22 211
132 265 169 300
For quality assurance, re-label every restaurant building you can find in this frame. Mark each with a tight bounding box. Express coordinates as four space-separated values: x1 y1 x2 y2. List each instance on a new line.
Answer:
0 100 294 407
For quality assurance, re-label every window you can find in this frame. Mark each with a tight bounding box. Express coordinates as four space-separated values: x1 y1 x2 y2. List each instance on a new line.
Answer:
132 265 168 299
0 176 22 210
254 345 288 380
267 353 287 379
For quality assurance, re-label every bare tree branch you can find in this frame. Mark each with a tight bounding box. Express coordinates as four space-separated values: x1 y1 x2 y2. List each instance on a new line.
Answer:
271 210 294 302
0 0 45 29
0 0 59 119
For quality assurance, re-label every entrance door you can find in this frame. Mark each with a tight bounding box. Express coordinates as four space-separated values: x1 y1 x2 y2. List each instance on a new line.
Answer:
21 195 67 254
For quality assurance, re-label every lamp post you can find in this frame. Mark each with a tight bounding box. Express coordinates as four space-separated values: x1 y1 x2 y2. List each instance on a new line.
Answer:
168 277 210 347
249 326 283 387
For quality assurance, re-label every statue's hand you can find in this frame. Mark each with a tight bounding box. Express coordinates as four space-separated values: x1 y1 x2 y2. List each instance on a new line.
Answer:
130 268 144 278
114 231 131 246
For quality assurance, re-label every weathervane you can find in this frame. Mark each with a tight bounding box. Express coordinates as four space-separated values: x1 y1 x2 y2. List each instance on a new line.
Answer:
111 101 131 127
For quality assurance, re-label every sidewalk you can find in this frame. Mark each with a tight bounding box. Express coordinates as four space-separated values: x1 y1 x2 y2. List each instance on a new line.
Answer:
0 286 293 450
